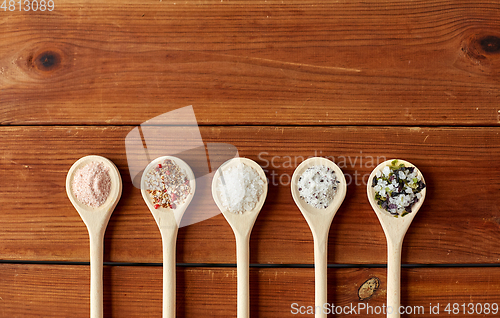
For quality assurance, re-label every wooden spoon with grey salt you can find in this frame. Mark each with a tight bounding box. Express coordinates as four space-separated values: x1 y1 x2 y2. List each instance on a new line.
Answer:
66 155 122 318
291 157 347 318
212 158 268 318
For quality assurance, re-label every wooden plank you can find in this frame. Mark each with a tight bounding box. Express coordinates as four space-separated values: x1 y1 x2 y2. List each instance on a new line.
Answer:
1 263 500 317
0 126 500 264
0 1 499 125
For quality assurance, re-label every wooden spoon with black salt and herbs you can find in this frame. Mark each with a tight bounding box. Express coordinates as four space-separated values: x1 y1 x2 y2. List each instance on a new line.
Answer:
66 155 122 318
367 159 426 318
291 157 347 318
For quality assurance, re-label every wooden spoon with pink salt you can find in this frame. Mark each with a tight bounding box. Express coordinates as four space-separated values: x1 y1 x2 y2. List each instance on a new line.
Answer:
66 155 122 318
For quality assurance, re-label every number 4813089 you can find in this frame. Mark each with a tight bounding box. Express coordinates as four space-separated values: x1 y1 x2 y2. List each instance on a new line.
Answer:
1 0 54 11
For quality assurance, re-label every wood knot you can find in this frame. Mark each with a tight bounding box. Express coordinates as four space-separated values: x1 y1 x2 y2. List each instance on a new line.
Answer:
14 43 72 80
358 277 380 301
463 33 500 61
480 36 500 54
458 32 500 74
33 51 61 71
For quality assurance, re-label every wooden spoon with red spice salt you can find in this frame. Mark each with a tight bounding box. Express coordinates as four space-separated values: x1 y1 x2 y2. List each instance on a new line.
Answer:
141 156 196 318
66 155 122 318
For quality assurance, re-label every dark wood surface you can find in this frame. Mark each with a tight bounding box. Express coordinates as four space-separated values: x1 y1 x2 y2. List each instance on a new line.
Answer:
0 1 499 126
1 126 500 265
1 0 500 316
2 264 500 317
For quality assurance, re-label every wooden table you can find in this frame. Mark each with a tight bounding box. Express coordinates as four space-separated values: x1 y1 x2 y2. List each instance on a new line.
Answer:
1 0 500 316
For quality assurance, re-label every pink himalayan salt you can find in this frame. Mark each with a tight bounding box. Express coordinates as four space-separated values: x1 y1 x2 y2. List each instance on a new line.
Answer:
72 161 111 208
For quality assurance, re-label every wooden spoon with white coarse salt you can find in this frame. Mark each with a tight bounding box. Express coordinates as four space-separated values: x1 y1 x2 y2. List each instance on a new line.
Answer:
141 156 196 318
211 158 268 318
367 159 426 318
66 155 122 318
291 157 347 318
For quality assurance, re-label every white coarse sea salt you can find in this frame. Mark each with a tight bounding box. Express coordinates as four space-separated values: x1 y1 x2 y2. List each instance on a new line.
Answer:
382 166 391 177
297 165 339 209
217 162 265 214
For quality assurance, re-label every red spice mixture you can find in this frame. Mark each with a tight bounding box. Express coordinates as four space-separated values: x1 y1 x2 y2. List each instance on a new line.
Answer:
144 159 191 209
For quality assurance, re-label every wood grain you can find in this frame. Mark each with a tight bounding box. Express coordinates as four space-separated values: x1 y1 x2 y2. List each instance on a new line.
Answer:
1 1 499 316
1 126 499 264
1 263 499 317
0 0 499 125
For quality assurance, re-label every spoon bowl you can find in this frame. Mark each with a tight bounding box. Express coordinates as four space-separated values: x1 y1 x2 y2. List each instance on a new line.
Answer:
141 156 196 318
212 157 268 318
212 158 268 236
367 159 426 318
291 157 347 232
291 157 347 318
66 155 122 318
141 156 196 228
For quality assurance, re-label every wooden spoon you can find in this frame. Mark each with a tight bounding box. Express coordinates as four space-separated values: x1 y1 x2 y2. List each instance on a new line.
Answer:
141 156 196 318
367 159 426 318
211 158 268 318
291 157 347 318
66 155 122 318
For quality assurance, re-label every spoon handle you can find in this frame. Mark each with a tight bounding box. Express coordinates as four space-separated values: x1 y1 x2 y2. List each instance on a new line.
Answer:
235 234 250 318
161 227 179 318
313 234 328 318
387 240 402 318
89 232 104 318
